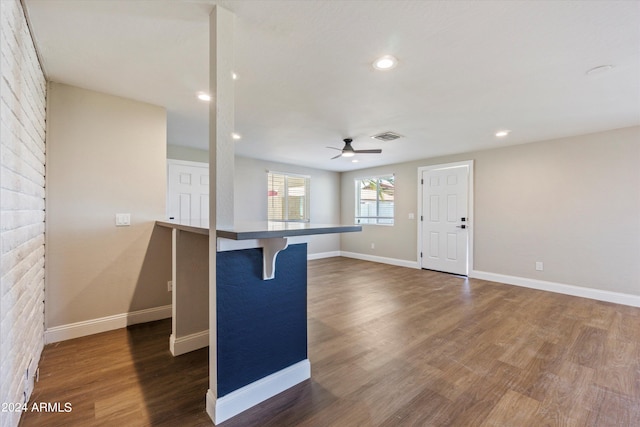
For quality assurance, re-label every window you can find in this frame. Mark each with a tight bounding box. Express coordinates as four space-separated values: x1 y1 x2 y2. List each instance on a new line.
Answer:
267 172 310 222
355 175 395 225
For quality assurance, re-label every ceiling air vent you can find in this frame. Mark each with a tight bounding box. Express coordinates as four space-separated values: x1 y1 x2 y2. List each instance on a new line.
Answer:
371 131 403 142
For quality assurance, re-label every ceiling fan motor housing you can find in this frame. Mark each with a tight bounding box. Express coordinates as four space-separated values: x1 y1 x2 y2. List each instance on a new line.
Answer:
343 139 355 153
328 138 381 159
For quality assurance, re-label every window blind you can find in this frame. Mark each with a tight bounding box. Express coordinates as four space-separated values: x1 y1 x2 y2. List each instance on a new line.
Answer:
267 172 310 222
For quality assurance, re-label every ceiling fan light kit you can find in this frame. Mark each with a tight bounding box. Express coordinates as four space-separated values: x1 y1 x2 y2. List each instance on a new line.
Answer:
327 138 383 160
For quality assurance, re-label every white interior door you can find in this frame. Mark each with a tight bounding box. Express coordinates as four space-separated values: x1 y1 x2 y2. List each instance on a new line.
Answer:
167 161 209 222
421 164 469 275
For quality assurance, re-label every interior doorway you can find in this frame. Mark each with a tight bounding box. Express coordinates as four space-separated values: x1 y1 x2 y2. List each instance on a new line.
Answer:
418 161 474 276
167 160 210 222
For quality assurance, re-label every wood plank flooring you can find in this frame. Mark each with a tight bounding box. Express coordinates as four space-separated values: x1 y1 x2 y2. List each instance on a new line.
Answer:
20 257 640 426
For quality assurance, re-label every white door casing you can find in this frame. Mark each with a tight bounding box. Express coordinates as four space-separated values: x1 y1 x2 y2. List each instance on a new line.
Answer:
418 161 473 276
167 160 210 222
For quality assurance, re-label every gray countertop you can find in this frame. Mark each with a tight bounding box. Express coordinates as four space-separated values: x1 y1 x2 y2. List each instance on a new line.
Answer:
156 220 361 240
156 219 210 235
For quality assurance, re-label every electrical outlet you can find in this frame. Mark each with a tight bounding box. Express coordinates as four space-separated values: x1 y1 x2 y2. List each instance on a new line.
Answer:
370 243 375 249
24 358 35 403
167 280 173 292
535 261 544 271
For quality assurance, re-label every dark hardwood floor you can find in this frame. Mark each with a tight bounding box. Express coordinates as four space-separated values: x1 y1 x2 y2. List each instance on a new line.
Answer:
20 257 640 426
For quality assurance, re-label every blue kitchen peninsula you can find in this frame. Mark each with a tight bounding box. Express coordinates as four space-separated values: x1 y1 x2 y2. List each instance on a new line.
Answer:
155 220 360 423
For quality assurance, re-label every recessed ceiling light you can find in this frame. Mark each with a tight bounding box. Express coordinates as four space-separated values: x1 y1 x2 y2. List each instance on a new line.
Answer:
231 132 241 140
197 92 212 102
231 72 238 80
352 159 359 163
495 130 511 137
586 64 614 76
373 55 398 70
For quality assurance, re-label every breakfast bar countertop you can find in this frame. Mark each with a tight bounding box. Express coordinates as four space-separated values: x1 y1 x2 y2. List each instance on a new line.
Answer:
156 219 361 240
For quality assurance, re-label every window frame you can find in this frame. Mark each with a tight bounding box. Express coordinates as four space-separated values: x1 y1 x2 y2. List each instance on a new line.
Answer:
267 170 311 223
354 174 395 226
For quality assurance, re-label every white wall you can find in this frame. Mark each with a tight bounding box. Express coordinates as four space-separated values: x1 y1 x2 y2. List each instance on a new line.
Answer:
341 164 418 265
167 146 343 256
234 156 341 255
341 127 640 297
0 1 47 426
167 144 209 164
46 83 171 337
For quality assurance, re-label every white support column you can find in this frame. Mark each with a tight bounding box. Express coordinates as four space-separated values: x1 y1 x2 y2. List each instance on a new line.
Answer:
171 228 178 351
207 5 236 424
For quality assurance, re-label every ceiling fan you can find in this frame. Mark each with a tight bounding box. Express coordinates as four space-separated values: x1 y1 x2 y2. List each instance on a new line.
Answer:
327 138 382 159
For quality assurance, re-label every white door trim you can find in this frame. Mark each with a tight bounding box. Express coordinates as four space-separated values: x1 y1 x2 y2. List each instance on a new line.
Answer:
417 160 474 274
167 159 209 168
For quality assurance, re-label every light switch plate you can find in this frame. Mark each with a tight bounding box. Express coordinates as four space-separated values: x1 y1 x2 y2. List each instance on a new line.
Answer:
115 213 131 226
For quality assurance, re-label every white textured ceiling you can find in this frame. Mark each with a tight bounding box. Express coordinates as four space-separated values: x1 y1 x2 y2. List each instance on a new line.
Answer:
24 0 640 172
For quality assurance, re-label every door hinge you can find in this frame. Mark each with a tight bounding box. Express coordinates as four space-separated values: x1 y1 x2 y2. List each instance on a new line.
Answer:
420 252 423 258
421 178 424 185
420 215 423 221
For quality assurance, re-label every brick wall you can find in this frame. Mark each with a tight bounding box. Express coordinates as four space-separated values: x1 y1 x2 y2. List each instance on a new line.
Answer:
0 0 47 426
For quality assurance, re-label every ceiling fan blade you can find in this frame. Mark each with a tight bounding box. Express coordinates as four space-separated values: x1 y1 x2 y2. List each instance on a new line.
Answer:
354 149 382 154
328 138 381 158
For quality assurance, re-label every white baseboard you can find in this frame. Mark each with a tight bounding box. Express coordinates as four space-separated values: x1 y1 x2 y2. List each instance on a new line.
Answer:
170 329 209 356
471 270 640 308
44 305 172 344
307 251 341 260
206 359 311 425
340 251 420 269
